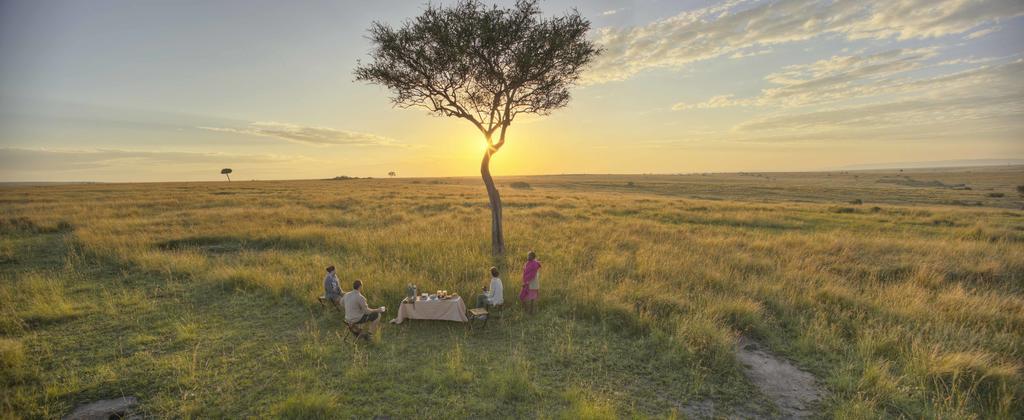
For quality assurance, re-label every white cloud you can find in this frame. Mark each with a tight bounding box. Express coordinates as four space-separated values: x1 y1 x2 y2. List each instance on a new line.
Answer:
730 48 774 59
734 59 1024 132
677 50 1020 112
198 121 398 146
602 8 625 16
937 55 1010 66
584 0 1024 84
964 25 1001 39
672 94 756 110
653 57 1024 147
0 148 302 172
736 93 1024 131
758 47 939 106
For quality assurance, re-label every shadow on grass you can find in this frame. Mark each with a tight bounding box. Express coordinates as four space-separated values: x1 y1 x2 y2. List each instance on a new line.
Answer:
155 234 332 254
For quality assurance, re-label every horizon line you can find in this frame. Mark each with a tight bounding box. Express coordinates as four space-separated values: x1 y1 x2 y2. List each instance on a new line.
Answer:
3 163 1022 186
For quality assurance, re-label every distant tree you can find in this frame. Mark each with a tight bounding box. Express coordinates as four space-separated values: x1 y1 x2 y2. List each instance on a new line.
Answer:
354 0 599 255
221 168 232 182
388 171 397 178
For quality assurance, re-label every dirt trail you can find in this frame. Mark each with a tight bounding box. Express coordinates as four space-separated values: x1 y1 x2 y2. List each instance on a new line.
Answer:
677 338 826 418
735 337 825 418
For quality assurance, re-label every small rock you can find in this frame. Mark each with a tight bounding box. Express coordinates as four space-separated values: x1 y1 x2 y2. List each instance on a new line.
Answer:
64 397 138 420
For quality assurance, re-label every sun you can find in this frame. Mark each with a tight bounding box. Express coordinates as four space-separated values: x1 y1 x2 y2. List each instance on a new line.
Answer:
467 136 490 157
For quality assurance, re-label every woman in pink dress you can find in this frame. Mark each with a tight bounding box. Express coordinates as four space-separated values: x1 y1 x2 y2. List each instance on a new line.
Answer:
519 251 541 314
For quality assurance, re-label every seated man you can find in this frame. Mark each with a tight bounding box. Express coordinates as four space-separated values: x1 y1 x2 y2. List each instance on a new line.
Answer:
476 266 504 309
343 280 386 337
323 265 345 308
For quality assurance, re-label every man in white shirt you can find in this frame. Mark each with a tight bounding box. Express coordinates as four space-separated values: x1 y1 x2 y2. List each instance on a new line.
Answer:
476 267 503 308
343 280 386 337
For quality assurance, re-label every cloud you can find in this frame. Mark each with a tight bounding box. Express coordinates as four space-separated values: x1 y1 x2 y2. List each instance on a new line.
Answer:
758 47 939 106
964 25 1001 39
672 94 755 110
674 48 938 109
733 59 1024 133
678 51 1021 112
764 48 937 85
198 121 398 146
937 55 1011 66
0 147 302 172
584 0 1024 84
601 8 625 16
659 58 1024 144
736 92 1024 132
729 48 773 59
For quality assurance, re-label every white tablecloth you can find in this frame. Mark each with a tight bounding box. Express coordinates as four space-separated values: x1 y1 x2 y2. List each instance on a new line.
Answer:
390 296 469 324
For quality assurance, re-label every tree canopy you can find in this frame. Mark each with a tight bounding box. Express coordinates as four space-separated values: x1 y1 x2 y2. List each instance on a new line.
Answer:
354 0 599 148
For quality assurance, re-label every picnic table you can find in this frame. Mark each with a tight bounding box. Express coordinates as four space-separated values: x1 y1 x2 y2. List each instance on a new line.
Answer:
390 295 469 324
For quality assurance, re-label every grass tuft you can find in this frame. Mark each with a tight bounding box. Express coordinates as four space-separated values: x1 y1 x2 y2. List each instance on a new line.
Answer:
487 354 537 404
10 272 77 325
559 388 618 420
0 338 28 384
270 393 337 419
709 298 764 336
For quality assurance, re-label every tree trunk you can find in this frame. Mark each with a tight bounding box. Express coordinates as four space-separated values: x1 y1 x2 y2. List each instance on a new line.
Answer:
225 174 231 182
481 148 505 256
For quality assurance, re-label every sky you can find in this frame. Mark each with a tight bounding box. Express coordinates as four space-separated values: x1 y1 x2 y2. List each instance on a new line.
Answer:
0 0 1022 182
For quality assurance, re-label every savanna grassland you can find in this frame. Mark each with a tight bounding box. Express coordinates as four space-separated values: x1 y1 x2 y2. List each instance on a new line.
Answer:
1 166 1023 418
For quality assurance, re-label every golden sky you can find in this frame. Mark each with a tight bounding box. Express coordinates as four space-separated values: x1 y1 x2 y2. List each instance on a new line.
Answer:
1 0 1022 182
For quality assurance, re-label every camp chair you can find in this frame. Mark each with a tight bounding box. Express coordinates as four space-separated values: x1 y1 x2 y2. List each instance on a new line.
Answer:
318 295 342 311
468 308 489 330
344 321 369 342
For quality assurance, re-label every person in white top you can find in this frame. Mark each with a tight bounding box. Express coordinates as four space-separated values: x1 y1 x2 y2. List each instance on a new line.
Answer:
476 267 504 308
342 280 386 336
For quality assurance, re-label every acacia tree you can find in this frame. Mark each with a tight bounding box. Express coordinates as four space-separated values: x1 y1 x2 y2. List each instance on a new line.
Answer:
221 168 232 182
354 0 598 255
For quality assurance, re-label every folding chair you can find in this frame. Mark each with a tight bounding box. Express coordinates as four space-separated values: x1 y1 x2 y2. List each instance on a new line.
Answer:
468 308 489 330
344 321 369 342
318 295 342 311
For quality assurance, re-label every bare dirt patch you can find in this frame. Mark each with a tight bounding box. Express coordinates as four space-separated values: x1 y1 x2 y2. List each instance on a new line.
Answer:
675 337 827 418
736 338 825 418
64 396 138 419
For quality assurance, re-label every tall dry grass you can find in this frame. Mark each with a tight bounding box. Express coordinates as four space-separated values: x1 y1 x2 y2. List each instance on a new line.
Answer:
1 174 1021 417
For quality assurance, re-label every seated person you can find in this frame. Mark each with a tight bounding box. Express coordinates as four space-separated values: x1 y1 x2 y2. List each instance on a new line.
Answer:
323 265 345 307
476 266 504 309
343 280 386 336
